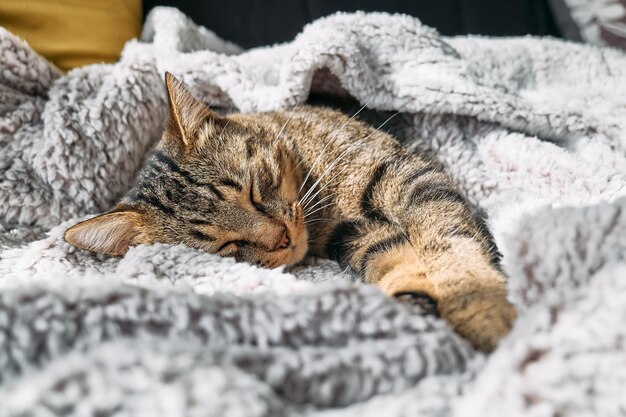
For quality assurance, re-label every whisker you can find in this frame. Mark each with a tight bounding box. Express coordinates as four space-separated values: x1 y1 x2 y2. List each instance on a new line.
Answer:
218 118 231 141
300 139 367 207
300 151 352 206
297 92 380 195
304 202 336 219
303 193 335 213
272 100 301 146
304 215 335 222
301 166 348 208
273 103 303 184
300 111 399 207
304 218 335 225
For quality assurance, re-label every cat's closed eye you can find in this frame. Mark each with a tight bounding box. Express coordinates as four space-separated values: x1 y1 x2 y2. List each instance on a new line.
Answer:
190 230 215 242
218 240 249 253
249 178 270 215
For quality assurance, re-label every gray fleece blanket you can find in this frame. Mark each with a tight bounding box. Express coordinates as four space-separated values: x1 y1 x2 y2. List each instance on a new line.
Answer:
1 7 626 417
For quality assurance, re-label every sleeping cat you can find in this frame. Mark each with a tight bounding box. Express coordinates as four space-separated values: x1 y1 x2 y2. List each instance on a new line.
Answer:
65 73 516 352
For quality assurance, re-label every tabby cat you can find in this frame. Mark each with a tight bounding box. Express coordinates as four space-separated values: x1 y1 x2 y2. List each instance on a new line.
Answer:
65 73 516 352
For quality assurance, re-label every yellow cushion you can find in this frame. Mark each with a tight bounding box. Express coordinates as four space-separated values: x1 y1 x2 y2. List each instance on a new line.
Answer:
0 0 141 72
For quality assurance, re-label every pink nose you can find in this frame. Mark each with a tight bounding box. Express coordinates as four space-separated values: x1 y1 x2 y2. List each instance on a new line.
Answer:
273 230 290 250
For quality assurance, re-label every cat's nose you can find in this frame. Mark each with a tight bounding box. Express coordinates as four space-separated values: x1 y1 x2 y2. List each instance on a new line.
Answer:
273 230 290 250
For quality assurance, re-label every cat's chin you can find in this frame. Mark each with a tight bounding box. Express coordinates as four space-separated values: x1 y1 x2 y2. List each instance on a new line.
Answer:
287 239 308 266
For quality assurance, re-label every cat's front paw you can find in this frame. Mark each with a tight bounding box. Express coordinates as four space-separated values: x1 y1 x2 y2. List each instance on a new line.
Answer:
376 266 516 352
395 291 439 316
439 289 517 352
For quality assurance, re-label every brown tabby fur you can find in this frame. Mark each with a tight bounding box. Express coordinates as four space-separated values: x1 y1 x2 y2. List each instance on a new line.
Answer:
65 73 516 352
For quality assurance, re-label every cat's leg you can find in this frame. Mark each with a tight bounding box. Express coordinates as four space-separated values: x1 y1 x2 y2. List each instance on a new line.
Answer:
325 220 437 302
324 218 513 351
368 231 516 352
345 162 516 352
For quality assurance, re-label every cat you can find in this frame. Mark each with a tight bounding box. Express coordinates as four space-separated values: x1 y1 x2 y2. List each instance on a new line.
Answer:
65 73 516 352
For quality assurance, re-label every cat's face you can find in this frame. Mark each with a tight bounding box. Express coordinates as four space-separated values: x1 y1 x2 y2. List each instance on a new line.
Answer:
64 73 308 268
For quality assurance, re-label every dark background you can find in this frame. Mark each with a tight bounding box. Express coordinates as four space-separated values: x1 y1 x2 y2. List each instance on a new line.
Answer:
143 0 561 48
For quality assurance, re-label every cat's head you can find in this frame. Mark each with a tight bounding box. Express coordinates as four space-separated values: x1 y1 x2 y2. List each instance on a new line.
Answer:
65 73 308 268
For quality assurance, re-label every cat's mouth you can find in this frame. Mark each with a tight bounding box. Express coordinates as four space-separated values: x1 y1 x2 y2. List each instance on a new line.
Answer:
266 227 308 268
261 209 308 269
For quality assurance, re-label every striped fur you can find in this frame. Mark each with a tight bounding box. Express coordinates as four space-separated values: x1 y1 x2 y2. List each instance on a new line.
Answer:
65 73 516 351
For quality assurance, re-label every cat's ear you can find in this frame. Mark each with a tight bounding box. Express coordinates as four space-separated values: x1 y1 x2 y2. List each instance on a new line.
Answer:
164 72 220 149
64 211 146 256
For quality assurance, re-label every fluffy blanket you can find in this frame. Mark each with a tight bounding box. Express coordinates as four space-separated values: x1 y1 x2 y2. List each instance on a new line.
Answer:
1 7 626 417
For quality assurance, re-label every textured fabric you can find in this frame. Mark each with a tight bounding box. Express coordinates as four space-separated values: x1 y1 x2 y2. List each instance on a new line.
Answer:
549 0 626 48
142 0 561 49
0 0 142 71
1 7 626 416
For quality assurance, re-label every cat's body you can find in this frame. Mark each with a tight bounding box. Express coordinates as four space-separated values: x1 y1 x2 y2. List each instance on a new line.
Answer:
65 74 516 352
